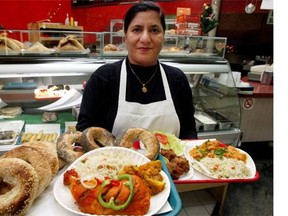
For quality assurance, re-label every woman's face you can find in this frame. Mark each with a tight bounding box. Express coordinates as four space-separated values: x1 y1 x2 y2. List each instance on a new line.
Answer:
125 10 164 66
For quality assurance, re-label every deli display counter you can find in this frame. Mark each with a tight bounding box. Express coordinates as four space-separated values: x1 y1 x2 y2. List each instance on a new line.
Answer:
0 30 240 146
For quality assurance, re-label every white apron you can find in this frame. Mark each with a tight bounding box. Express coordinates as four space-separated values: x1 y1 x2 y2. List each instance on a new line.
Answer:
112 59 180 139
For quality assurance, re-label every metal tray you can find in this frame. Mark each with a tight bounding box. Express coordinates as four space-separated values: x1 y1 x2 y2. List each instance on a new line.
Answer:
194 111 217 131
204 110 233 130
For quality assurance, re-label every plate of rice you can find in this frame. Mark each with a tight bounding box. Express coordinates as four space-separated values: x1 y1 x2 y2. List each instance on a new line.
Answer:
54 146 171 216
184 139 256 179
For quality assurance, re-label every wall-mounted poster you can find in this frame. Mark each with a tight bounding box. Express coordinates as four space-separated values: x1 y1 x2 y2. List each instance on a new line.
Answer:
72 0 173 8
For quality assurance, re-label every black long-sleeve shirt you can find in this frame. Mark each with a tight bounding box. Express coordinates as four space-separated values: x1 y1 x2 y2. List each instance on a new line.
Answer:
76 59 197 139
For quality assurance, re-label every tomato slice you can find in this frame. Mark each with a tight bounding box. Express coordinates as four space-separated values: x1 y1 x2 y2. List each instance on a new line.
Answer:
133 140 141 149
219 142 227 148
110 179 120 187
155 133 168 144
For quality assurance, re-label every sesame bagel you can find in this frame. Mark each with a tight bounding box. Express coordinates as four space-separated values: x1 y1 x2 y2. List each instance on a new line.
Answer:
23 141 59 176
0 158 39 216
1 145 53 196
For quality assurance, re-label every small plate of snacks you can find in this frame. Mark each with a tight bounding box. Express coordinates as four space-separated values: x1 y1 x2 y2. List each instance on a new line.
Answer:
21 124 60 143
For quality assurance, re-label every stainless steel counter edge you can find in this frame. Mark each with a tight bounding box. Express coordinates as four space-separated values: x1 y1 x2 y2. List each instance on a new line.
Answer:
0 58 230 78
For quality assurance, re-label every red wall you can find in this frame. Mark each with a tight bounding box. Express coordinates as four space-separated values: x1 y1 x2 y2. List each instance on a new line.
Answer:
0 0 267 31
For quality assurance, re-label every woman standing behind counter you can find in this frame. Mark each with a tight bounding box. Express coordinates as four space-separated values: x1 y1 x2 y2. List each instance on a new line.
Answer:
77 1 197 139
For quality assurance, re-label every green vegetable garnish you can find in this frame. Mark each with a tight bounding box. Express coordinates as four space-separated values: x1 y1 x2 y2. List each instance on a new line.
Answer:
98 174 134 211
214 148 227 159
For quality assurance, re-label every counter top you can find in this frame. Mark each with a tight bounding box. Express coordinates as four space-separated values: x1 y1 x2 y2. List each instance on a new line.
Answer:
240 77 273 98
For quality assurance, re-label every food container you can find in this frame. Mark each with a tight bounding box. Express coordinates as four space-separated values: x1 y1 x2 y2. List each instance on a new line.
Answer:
204 110 232 130
218 121 233 130
194 111 217 131
203 123 217 131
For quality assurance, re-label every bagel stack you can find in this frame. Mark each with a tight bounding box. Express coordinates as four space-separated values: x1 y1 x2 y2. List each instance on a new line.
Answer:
0 141 59 216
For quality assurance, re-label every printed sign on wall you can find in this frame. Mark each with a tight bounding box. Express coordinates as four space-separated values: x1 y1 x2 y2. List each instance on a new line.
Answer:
242 97 255 110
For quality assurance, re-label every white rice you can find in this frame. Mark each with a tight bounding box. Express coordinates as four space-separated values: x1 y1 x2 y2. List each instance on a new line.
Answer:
73 151 134 180
199 157 251 179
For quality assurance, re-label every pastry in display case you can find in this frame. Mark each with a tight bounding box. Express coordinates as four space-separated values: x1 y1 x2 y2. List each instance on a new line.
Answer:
0 29 101 57
100 31 227 59
27 22 84 48
0 32 27 54
160 35 227 58
0 29 226 59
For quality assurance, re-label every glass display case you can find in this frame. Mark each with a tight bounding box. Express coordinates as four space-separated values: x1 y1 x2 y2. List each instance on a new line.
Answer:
0 29 226 58
0 29 102 57
0 29 240 146
100 32 227 59
162 59 241 146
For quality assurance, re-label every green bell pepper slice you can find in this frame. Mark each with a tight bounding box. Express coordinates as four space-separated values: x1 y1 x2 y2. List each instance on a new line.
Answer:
98 174 134 211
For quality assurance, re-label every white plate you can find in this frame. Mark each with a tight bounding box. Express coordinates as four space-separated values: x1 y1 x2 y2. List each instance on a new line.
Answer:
184 139 256 179
0 50 21 56
57 48 90 55
53 146 171 216
178 163 194 180
103 50 128 56
22 50 56 55
25 123 60 137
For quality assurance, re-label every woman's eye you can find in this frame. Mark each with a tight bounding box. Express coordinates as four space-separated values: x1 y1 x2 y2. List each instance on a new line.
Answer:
151 28 161 34
132 28 142 33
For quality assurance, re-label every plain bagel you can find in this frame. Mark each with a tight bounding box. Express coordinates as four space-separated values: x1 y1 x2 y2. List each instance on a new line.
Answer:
0 158 39 216
56 131 84 164
119 128 160 160
81 127 116 152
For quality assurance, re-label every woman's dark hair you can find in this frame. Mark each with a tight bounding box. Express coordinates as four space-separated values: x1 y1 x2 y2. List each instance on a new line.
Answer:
124 1 166 33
